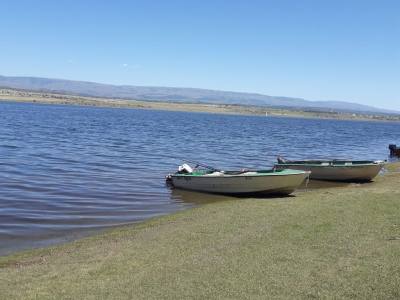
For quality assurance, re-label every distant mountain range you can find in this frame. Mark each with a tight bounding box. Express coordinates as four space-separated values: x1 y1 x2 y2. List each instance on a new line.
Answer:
0 75 396 114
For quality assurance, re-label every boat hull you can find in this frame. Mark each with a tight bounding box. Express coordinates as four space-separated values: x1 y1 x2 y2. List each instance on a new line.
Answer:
275 163 384 182
170 171 310 195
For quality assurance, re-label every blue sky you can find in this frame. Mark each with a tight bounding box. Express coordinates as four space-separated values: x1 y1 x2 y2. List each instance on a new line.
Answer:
1 0 399 110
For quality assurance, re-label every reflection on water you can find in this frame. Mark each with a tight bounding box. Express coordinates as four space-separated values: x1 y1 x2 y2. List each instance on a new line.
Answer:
169 186 299 203
169 179 352 203
170 188 233 205
0 101 399 255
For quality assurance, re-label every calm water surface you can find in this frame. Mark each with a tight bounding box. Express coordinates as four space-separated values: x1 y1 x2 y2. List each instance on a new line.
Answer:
1 102 399 255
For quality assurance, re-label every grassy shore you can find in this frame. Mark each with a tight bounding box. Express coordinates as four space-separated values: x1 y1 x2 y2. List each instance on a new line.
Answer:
1 164 399 299
2 88 400 121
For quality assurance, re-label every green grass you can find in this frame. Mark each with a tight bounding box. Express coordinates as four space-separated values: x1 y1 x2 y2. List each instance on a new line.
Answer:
1 164 400 299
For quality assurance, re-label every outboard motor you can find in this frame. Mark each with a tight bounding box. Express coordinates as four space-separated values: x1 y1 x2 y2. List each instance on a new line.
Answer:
178 163 194 174
277 156 288 164
389 144 400 157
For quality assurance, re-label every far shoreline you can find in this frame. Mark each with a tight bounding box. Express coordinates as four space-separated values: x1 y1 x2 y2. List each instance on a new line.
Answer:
1 88 399 122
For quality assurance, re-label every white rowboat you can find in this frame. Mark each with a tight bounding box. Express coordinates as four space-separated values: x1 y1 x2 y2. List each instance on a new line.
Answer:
167 167 310 195
275 157 385 182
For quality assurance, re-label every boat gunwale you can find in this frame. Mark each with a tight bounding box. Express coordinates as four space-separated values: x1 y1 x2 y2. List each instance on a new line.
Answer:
171 170 310 178
274 162 385 168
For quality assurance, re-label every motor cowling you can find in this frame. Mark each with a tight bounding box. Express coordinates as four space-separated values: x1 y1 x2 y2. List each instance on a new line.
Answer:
178 163 194 174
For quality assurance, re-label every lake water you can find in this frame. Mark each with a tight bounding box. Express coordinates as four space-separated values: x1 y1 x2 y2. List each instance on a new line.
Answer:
0 101 399 255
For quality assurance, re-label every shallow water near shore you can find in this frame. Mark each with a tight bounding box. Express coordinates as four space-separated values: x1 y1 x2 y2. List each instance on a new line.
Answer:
0 101 399 255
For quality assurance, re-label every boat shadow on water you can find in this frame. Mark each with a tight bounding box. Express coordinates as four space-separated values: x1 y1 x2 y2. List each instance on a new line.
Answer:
299 179 352 190
168 187 297 205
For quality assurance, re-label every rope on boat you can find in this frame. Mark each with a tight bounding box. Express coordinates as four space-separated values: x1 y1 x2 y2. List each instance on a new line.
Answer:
181 159 221 172
305 172 311 188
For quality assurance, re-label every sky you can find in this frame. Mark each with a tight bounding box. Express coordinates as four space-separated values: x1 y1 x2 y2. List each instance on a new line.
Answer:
0 0 399 110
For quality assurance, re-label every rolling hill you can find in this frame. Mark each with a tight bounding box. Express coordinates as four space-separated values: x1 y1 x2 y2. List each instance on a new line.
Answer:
0 75 395 114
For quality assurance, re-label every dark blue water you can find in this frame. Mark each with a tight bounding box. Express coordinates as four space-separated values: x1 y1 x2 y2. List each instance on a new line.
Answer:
1 101 399 255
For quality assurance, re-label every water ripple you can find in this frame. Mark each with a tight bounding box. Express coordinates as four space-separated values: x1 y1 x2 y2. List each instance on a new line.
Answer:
0 102 399 255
